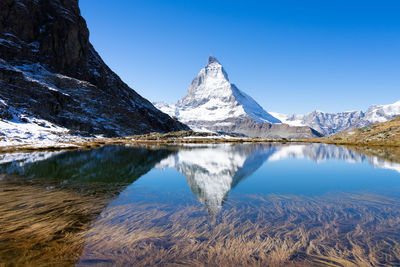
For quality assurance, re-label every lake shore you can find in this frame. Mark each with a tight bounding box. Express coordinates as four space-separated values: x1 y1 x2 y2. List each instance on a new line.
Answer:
1 129 399 154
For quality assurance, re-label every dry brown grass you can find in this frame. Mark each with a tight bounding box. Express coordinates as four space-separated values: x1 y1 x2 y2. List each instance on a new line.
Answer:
308 116 400 147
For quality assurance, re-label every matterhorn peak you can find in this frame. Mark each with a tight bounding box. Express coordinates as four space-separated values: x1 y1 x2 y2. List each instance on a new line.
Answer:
155 56 322 138
202 55 229 82
164 55 281 126
208 55 220 65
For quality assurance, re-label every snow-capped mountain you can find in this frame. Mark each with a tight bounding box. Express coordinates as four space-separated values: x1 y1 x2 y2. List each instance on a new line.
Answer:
271 100 400 136
155 56 321 139
364 100 400 123
270 110 366 136
175 56 280 125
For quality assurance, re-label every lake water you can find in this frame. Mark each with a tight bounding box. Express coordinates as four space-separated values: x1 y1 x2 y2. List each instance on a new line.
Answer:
0 143 400 266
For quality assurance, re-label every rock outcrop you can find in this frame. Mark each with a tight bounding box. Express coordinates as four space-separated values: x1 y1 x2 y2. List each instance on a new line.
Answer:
0 0 188 136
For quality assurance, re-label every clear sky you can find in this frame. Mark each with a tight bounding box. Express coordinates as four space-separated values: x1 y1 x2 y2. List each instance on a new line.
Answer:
79 0 400 114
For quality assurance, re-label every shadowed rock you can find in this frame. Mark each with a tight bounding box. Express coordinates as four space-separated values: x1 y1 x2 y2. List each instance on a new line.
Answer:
0 0 188 136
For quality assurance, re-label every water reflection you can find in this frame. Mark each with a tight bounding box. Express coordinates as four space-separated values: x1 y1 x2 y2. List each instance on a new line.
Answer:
154 143 400 214
0 146 175 265
156 144 273 215
0 145 174 184
1 143 399 212
0 143 400 266
266 143 400 172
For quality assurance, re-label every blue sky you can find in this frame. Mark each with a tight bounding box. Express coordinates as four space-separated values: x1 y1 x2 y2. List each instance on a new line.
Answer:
79 0 400 114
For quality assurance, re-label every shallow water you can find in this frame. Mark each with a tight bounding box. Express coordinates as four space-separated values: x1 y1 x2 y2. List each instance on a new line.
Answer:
0 143 400 266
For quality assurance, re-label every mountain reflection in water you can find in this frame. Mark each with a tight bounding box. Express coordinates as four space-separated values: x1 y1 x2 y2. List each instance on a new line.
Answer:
155 144 273 215
0 143 399 266
1 143 399 215
155 143 400 214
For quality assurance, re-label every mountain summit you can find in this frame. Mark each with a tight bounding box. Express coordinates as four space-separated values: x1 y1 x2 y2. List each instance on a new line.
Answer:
207 55 220 64
156 56 321 139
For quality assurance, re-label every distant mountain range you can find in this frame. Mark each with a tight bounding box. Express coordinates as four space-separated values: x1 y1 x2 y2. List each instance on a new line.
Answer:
271 100 400 136
155 56 321 139
319 115 400 146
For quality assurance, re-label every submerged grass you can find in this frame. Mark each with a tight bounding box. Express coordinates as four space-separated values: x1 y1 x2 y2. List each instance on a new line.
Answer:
78 193 400 267
0 176 113 266
1 175 400 266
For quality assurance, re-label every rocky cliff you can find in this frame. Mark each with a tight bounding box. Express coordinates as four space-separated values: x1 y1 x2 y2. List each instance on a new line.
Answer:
0 0 188 137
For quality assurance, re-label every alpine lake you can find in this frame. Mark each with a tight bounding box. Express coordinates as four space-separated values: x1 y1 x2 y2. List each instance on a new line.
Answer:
0 143 400 266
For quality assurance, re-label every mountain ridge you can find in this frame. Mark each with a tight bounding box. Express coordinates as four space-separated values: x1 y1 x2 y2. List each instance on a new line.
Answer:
271 100 400 136
0 0 188 143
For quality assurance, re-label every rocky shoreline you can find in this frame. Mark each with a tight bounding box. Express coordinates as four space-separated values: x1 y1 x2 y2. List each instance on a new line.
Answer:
0 130 287 153
1 128 399 154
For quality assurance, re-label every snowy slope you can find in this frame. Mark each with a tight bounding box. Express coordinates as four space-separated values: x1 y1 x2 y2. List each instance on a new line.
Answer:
156 56 280 128
0 117 72 147
365 100 400 123
269 112 306 127
0 91 85 147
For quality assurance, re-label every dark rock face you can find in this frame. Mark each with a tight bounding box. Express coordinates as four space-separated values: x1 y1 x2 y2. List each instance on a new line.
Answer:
0 0 188 136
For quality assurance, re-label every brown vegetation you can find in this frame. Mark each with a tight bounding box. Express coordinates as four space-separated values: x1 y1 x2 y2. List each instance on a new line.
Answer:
0 175 113 266
308 116 400 147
